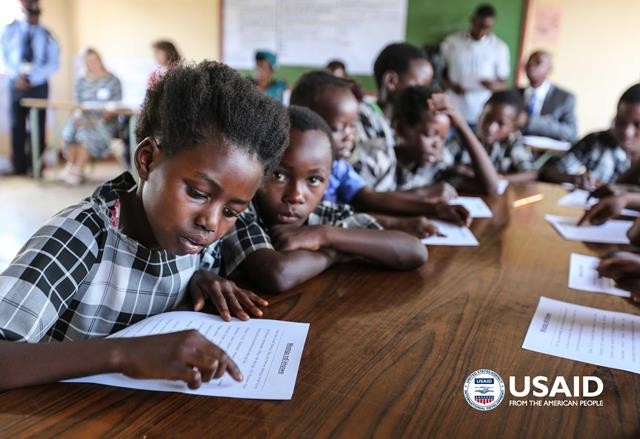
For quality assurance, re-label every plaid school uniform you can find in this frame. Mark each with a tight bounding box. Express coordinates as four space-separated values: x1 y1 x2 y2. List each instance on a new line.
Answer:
222 201 382 275
0 172 221 342
550 130 629 183
484 133 535 174
352 101 398 192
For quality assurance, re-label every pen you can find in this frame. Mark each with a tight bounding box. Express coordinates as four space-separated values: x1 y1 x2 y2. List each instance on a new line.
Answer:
512 193 544 208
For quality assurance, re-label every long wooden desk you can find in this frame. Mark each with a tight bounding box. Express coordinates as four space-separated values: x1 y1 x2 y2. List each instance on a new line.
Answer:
19 98 139 178
0 182 638 437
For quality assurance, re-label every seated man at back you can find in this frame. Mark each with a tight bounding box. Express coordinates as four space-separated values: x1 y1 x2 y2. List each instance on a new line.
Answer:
518 50 577 142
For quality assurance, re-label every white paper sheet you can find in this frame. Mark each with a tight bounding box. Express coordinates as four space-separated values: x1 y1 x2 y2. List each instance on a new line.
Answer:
545 214 632 244
568 253 630 297
557 189 640 217
523 135 571 152
522 296 640 374
497 179 509 195
421 220 479 246
449 197 493 218
66 312 309 400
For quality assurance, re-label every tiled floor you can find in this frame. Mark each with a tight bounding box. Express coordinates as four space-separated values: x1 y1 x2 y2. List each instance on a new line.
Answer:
0 162 126 271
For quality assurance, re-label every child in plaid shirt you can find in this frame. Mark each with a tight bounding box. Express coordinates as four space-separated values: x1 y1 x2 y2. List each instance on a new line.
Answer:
475 90 536 182
222 106 427 293
540 83 640 188
0 62 289 390
392 86 501 194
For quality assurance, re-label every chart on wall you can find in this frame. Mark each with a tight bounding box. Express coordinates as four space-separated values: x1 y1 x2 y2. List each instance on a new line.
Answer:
222 0 408 74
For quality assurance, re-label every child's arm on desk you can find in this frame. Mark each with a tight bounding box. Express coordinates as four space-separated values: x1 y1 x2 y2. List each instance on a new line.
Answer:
269 224 427 270
229 248 343 294
351 188 471 226
501 170 538 183
0 330 242 391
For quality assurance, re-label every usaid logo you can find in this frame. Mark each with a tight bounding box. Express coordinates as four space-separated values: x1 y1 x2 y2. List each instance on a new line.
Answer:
465 370 605 410
463 369 505 411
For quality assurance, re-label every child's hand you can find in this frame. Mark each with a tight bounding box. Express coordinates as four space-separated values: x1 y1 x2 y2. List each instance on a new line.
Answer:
628 218 640 246
427 93 455 114
597 252 640 280
574 172 599 191
428 93 465 127
434 202 472 227
424 182 459 203
119 330 243 389
577 194 627 226
588 184 618 201
270 224 327 252
615 277 640 303
394 216 442 238
189 270 268 321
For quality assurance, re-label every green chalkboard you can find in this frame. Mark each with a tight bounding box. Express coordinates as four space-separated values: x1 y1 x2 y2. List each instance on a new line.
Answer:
405 0 524 83
239 0 525 94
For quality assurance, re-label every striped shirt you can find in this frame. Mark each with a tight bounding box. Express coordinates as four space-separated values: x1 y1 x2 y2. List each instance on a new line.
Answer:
0 172 221 342
549 130 630 183
352 101 398 192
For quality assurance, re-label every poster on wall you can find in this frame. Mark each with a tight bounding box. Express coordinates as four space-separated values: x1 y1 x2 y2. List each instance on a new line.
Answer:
532 4 562 45
222 0 408 74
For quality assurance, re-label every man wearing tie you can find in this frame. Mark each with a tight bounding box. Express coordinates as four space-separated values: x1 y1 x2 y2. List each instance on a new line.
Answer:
1 0 59 175
519 51 577 143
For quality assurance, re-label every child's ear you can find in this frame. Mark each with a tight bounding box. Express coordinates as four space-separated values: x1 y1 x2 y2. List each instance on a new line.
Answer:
134 137 161 181
382 71 400 93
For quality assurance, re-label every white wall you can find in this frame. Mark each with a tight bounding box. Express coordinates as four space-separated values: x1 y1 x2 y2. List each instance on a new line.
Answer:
518 0 640 137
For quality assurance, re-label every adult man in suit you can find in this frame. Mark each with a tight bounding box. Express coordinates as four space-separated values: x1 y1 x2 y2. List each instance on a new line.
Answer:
519 51 577 142
0 0 59 175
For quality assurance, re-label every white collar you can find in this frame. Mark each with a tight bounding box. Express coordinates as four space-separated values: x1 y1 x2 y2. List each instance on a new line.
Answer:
528 80 551 97
463 30 493 42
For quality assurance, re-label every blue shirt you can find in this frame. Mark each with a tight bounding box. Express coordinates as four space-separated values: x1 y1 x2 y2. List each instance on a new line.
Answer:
1 19 60 86
323 159 367 204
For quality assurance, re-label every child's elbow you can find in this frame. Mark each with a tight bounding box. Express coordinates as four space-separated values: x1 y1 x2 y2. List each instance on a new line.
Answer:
259 259 299 294
482 176 500 196
393 240 428 270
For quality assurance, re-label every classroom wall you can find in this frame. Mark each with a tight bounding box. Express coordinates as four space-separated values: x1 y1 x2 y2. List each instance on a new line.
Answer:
70 0 220 64
264 0 525 93
519 0 640 137
0 0 222 155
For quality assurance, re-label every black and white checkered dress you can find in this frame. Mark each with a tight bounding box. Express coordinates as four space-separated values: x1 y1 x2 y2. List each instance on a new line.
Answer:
0 172 221 342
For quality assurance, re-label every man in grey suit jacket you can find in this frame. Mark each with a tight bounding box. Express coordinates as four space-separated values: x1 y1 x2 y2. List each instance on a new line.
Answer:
518 51 577 142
